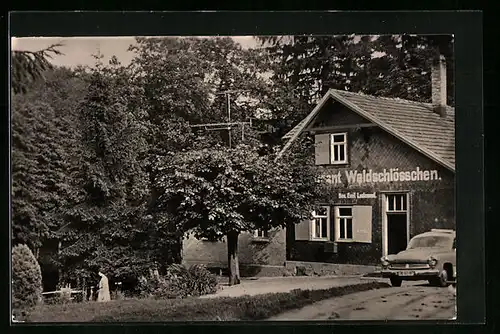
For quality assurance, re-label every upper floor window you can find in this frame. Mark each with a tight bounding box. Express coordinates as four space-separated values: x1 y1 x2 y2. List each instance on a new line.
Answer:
330 133 348 164
314 132 348 166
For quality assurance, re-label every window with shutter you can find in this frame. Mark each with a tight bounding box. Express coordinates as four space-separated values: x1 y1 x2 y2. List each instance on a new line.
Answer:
334 205 373 243
315 133 348 165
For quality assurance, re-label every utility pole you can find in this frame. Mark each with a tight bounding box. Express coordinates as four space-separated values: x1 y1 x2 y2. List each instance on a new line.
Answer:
226 92 232 148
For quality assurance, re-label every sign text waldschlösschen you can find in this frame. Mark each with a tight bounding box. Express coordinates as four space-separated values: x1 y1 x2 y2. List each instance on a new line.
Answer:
318 167 441 186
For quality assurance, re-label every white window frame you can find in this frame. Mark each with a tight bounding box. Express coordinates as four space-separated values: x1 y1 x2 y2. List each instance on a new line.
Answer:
386 193 408 213
310 206 330 241
253 229 269 238
335 206 354 242
330 132 348 165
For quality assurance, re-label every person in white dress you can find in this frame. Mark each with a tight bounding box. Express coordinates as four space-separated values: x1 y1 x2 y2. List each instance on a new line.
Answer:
97 271 111 302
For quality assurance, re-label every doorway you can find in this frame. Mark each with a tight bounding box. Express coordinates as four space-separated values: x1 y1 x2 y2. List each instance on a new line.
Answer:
382 193 409 256
387 213 408 254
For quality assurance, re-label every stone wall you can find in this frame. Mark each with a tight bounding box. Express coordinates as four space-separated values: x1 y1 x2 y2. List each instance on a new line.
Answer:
285 261 378 276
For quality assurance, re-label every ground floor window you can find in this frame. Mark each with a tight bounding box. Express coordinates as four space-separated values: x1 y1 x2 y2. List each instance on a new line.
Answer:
336 206 353 240
311 207 330 240
294 204 371 243
334 205 372 243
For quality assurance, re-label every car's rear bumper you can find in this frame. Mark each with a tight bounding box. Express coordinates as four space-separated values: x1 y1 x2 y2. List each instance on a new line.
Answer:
381 269 440 280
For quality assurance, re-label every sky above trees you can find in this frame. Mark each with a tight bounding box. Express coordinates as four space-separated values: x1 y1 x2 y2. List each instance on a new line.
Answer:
11 36 260 68
10 35 385 69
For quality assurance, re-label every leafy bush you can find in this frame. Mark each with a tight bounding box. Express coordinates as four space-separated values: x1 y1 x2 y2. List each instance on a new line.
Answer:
137 264 218 299
12 244 43 309
136 275 160 299
165 264 218 297
113 290 126 301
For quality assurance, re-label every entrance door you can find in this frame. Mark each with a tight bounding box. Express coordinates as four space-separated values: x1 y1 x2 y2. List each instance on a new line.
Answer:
383 193 409 256
387 213 408 254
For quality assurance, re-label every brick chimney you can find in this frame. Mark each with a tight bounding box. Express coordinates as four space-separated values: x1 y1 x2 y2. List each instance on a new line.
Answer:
431 55 448 117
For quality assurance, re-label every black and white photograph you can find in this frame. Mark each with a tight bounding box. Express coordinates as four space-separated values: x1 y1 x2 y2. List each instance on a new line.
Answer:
10 32 459 322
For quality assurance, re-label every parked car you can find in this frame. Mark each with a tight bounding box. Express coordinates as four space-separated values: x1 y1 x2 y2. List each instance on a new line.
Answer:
380 229 456 287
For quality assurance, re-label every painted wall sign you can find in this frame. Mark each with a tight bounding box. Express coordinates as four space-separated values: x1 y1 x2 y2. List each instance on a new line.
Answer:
339 192 377 199
318 167 441 186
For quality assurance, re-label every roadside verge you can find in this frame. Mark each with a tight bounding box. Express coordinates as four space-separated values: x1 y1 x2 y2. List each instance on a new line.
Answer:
24 282 390 322
95 281 391 322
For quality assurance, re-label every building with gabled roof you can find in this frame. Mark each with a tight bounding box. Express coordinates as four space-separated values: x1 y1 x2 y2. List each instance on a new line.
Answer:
183 55 456 274
276 55 455 268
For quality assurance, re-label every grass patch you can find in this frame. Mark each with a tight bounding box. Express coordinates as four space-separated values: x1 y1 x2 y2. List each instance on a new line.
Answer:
23 281 389 322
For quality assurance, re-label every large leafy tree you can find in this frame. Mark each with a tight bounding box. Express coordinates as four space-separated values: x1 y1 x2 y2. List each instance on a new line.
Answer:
53 37 273 282
129 37 324 285
11 67 85 256
57 57 162 282
128 37 214 199
152 143 319 285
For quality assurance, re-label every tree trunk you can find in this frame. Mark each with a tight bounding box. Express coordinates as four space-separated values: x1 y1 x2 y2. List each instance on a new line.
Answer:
226 230 241 285
57 241 62 290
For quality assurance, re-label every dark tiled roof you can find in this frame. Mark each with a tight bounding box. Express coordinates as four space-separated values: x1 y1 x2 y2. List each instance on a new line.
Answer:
280 89 455 171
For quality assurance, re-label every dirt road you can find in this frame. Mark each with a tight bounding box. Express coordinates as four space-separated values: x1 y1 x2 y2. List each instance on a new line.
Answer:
267 282 456 321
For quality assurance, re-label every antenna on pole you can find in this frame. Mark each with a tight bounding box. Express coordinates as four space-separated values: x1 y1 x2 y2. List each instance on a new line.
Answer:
189 89 252 148
227 92 232 148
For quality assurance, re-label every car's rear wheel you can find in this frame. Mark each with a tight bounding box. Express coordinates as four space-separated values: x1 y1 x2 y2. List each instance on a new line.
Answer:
390 277 402 287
